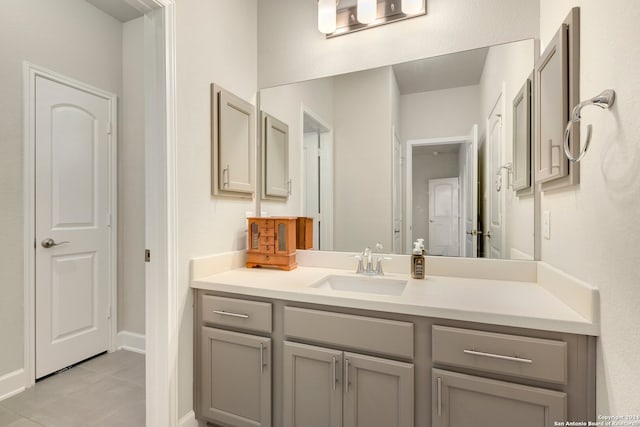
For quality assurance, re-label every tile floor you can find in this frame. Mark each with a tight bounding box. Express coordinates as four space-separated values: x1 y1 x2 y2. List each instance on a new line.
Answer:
0 351 145 427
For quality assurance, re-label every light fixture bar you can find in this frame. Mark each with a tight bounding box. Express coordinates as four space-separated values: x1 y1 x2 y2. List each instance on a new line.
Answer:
326 0 426 38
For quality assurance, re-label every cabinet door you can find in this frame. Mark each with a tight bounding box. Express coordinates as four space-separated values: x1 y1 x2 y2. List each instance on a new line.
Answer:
263 112 290 198
200 327 271 427
283 342 342 427
211 84 255 197
343 352 414 427
432 369 566 427
534 25 568 184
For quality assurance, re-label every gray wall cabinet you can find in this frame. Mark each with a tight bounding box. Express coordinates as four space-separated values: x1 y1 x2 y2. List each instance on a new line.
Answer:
534 8 580 190
211 84 256 198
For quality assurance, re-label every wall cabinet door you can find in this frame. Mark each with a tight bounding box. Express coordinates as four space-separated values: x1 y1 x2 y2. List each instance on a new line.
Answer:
262 112 290 199
283 342 342 427
211 84 255 197
200 327 271 427
343 352 414 427
432 369 566 427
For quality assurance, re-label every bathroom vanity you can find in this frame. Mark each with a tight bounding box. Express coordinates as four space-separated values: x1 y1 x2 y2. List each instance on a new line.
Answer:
191 252 598 427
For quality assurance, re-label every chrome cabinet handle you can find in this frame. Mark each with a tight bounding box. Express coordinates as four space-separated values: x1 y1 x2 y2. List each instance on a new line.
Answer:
463 349 533 364
222 165 230 188
437 377 442 417
259 343 267 372
41 238 70 248
344 358 350 393
332 357 337 391
212 310 249 319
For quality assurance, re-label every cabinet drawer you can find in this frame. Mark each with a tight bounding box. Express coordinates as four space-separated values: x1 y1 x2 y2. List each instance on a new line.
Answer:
202 295 272 333
284 307 413 359
432 326 567 384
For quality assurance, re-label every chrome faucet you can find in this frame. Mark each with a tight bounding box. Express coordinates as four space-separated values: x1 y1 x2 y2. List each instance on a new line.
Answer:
355 243 391 276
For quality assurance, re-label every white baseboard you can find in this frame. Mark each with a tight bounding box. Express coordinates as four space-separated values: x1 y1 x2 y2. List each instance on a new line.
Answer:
179 410 201 427
116 331 146 354
0 369 26 402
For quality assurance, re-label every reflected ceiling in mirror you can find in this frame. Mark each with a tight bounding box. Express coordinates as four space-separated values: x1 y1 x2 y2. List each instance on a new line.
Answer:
259 39 537 261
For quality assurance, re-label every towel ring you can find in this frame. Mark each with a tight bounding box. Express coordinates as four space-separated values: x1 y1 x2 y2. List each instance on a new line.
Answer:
563 89 616 162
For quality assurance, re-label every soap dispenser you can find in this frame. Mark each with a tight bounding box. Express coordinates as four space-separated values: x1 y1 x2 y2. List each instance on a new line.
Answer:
411 241 425 279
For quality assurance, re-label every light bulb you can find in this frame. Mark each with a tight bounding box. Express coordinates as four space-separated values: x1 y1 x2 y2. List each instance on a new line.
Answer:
318 0 336 34
401 0 423 15
357 0 377 24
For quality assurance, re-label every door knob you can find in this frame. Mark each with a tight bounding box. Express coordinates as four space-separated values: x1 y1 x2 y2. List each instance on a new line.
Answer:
41 238 70 248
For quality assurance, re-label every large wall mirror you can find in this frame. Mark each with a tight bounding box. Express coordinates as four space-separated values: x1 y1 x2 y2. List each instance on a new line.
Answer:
259 39 537 260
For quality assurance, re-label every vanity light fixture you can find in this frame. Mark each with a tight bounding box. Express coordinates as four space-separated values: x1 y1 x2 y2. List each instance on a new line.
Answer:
401 0 422 14
318 0 426 38
357 0 377 24
318 0 338 34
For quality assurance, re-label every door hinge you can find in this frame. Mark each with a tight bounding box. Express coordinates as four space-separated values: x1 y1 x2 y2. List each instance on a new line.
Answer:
145 249 151 263
107 304 112 320
107 121 113 135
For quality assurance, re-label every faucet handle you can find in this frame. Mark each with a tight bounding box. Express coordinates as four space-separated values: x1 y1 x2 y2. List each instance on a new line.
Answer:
353 254 365 274
374 242 383 252
375 256 392 275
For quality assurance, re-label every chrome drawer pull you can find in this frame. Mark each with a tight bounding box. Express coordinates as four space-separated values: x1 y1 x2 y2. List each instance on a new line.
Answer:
463 349 533 364
212 310 249 319
436 377 442 417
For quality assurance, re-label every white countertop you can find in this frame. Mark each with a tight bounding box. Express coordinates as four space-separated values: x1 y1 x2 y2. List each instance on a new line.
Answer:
191 258 599 336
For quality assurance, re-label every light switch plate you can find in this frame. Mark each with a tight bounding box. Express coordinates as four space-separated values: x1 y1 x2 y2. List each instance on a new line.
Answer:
543 211 551 240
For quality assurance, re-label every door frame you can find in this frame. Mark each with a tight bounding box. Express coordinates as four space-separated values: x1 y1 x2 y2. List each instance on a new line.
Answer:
485 86 507 259
22 63 119 383
405 136 466 254
22 1 179 426
300 104 334 251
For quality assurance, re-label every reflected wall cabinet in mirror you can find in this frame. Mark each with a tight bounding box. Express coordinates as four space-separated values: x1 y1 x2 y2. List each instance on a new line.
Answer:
211 83 255 198
534 7 580 190
512 74 532 194
262 112 290 199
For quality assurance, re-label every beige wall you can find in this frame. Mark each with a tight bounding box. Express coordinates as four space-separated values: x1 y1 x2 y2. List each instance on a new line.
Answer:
119 17 145 335
333 67 395 251
0 0 123 378
539 0 640 414
175 0 258 417
257 0 539 88
401 85 482 140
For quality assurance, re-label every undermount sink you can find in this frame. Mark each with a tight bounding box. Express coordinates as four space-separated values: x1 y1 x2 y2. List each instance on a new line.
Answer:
309 275 408 296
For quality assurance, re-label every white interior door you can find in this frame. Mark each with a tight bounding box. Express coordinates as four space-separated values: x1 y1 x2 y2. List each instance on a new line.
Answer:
487 99 505 259
463 125 479 257
428 178 460 256
35 76 112 379
392 128 403 254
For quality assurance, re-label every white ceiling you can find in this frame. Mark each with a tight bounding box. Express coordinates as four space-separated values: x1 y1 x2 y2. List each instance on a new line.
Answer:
392 47 489 95
85 0 143 22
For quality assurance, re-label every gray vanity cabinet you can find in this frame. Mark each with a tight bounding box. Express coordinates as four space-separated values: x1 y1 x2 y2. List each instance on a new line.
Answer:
199 327 271 427
195 294 273 427
283 341 342 427
432 369 566 427
283 342 414 427
343 352 414 427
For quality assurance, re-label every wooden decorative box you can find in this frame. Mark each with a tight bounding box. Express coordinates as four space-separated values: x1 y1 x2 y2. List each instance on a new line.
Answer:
296 217 314 249
247 217 297 270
